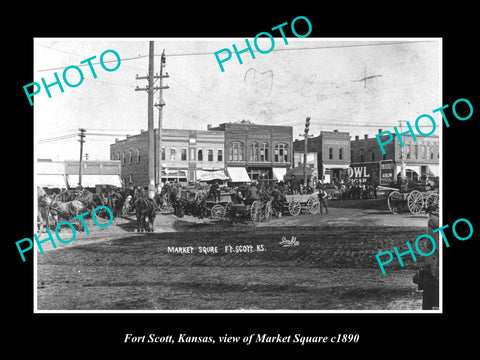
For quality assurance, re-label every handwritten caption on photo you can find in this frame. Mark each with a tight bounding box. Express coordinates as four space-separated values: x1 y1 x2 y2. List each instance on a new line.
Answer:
166 236 300 254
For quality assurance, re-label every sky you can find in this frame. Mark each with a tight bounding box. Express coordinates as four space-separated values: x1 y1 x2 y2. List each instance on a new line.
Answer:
33 38 441 161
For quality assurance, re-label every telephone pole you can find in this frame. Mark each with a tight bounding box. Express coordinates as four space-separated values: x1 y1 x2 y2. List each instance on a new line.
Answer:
299 117 313 186
399 120 406 182
136 43 169 196
155 49 169 185
78 128 86 187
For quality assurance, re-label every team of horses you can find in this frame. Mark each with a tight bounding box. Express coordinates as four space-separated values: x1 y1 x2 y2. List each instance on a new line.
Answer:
37 186 158 234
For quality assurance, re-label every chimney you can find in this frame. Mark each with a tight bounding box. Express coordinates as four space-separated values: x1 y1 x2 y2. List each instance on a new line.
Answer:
355 135 359 141
378 128 383 134
364 134 368 139
333 129 338 132
207 124 212 130
115 138 119 143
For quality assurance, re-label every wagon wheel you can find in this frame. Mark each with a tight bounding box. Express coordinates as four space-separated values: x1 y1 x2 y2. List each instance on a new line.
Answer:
263 202 272 221
425 193 439 212
407 190 424 215
307 196 320 214
250 200 261 225
288 200 301 216
210 204 225 219
387 190 402 214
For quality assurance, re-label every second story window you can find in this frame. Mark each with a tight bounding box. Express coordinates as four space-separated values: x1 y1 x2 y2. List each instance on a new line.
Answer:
229 142 244 162
208 149 213 161
250 142 259 162
217 149 223 162
260 142 269 162
274 143 288 163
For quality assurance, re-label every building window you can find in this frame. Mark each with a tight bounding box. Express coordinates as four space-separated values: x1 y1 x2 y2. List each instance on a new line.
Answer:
328 147 333 160
350 149 354 161
339 148 343 160
136 148 141 163
229 142 244 162
430 146 435 160
426 145 430 160
208 149 213 161
217 149 223 162
122 151 126 164
274 143 288 163
260 142 269 162
129 150 133 164
198 149 203 161
421 145 426 159
382 153 386 160
371 151 375 161
250 142 259 162
170 148 176 161
414 145 418 159
129 173 133 184
181 148 187 161
360 149 365 162
406 145 411 159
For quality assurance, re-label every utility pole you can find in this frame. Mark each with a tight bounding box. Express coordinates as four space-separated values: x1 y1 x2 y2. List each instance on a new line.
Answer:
299 117 312 186
78 128 86 187
155 49 169 186
136 42 169 197
399 120 406 183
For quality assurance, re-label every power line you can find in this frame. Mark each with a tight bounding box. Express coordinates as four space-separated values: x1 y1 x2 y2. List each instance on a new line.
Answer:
35 40 435 73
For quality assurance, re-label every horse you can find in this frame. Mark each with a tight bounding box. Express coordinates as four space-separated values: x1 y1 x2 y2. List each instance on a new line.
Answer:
134 196 156 232
41 196 90 231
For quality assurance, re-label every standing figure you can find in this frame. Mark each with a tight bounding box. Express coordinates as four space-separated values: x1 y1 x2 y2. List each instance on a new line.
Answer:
318 187 329 214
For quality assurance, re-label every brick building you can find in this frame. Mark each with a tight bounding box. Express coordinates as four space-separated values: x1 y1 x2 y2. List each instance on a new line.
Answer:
350 129 440 183
110 128 226 187
293 130 351 184
208 120 293 183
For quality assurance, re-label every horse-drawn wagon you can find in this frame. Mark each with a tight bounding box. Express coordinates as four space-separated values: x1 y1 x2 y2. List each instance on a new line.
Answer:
283 192 320 216
224 200 262 226
387 184 439 215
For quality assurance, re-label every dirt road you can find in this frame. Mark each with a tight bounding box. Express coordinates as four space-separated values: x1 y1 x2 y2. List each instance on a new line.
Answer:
36 199 427 311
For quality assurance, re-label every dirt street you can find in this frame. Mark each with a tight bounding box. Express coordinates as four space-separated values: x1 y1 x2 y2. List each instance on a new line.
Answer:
36 199 429 311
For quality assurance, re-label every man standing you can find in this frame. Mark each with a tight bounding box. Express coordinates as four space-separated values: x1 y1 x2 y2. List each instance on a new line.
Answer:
290 174 300 195
318 186 328 214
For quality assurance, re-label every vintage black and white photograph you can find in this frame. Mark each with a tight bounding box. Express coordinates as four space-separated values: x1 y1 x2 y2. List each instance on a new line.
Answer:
33 37 442 311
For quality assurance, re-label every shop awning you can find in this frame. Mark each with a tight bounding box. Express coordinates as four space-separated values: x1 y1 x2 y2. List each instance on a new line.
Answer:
227 167 251 182
162 170 187 178
67 174 122 187
272 167 287 180
196 169 229 181
37 174 68 188
395 165 420 175
427 164 439 177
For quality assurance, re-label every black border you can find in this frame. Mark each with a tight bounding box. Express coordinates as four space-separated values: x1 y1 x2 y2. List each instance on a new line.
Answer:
7 6 479 355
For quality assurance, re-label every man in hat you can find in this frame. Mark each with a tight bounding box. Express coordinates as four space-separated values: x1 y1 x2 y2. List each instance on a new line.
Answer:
290 174 300 195
317 185 329 214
